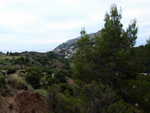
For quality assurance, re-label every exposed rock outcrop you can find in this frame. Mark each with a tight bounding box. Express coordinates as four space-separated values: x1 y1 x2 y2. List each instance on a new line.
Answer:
53 30 101 58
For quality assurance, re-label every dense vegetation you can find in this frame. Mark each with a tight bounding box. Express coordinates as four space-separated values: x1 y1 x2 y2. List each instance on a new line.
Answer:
0 4 150 113
71 4 150 112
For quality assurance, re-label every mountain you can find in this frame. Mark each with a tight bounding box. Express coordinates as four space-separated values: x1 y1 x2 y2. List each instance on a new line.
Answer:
53 30 101 58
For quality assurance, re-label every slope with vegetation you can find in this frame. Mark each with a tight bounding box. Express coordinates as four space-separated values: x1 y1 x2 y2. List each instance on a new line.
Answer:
53 30 101 58
0 4 150 113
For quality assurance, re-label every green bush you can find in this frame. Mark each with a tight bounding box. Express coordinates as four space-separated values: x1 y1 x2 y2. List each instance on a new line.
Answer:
106 100 137 113
5 58 9 61
47 77 56 85
47 85 84 113
0 74 10 96
25 71 41 89
25 66 44 89
35 89 48 98
7 75 28 90
58 83 73 96
0 75 5 90
55 70 67 83
7 68 16 74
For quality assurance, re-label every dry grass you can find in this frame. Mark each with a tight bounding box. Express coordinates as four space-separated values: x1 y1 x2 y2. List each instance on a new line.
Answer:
0 56 21 60
7 75 31 90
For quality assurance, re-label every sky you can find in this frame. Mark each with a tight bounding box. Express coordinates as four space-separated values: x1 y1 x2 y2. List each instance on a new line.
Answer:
0 0 150 53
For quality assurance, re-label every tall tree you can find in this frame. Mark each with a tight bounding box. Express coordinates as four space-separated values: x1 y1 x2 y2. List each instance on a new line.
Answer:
73 4 139 89
73 30 93 83
144 38 150 74
93 4 138 88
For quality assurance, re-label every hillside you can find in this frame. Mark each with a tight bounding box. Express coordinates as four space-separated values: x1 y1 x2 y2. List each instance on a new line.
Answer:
0 90 50 113
0 5 150 113
53 30 101 58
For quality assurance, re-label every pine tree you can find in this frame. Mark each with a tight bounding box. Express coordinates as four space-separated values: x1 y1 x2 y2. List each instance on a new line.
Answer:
145 38 150 74
73 29 93 83
93 4 138 88
73 4 138 88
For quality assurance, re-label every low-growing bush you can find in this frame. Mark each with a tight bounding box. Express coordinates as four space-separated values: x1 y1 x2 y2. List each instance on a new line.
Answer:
0 75 9 96
35 89 48 98
7 75 28 90
7 68 16 75
25 71 41 89
55 70 67 83
0 75 5 90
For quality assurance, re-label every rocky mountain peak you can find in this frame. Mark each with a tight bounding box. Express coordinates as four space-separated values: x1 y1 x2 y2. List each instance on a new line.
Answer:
53 30 101 58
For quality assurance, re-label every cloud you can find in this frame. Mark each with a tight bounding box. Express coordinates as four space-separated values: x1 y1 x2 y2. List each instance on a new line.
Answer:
129 0 150 2
0 10 36 26
124 8 147 19
90 13 104 24
0 0 41 3
46 21 85 30
56 0 78 5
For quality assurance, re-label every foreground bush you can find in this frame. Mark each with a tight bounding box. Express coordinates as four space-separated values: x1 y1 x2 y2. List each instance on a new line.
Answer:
0 75 6 95
7 75 28 90
47 82 137 113
7 68 16 75
25 71 41 89
0 75 5 89
47 85 84 113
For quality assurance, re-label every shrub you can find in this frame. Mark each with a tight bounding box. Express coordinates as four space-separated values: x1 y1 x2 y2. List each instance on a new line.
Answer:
0 74 10 96
5 58 9 61
47 85 84 113
47 77 56 85
35 89 48 98
0 75 5 90
25 71 41 89
55 70 67 83
7 75 28 90
58 83 73 96
7 68 16 75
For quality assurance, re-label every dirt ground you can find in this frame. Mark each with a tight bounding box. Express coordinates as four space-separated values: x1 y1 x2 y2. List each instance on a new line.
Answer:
0 90 51 113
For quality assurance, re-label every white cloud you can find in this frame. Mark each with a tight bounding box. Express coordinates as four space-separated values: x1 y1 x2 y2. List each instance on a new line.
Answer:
0 0 40 3
139 22 150 27
14 0 40 2
0 10 36 26
90 13 104 23
129 0 150 2
124 8 147 19
56 0 78 5
46 21 85 30
0 34 65 45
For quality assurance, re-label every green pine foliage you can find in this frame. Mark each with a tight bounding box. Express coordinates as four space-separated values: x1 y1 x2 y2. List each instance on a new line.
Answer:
0 74 5 92
73 34 94 83
93 4 138 89
72 4 148 112
73 4 139 90
145 40 150 74
126 75 150 112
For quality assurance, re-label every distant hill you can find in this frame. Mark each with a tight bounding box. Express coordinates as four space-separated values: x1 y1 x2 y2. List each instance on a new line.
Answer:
0 52 5 56
53 30 101 58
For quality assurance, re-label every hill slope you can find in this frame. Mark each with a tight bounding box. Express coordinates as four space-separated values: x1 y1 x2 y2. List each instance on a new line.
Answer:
0 90 50 113
53 30 101 58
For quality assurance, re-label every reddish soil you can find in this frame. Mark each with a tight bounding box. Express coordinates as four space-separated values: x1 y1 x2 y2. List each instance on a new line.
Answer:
0 90 51 113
